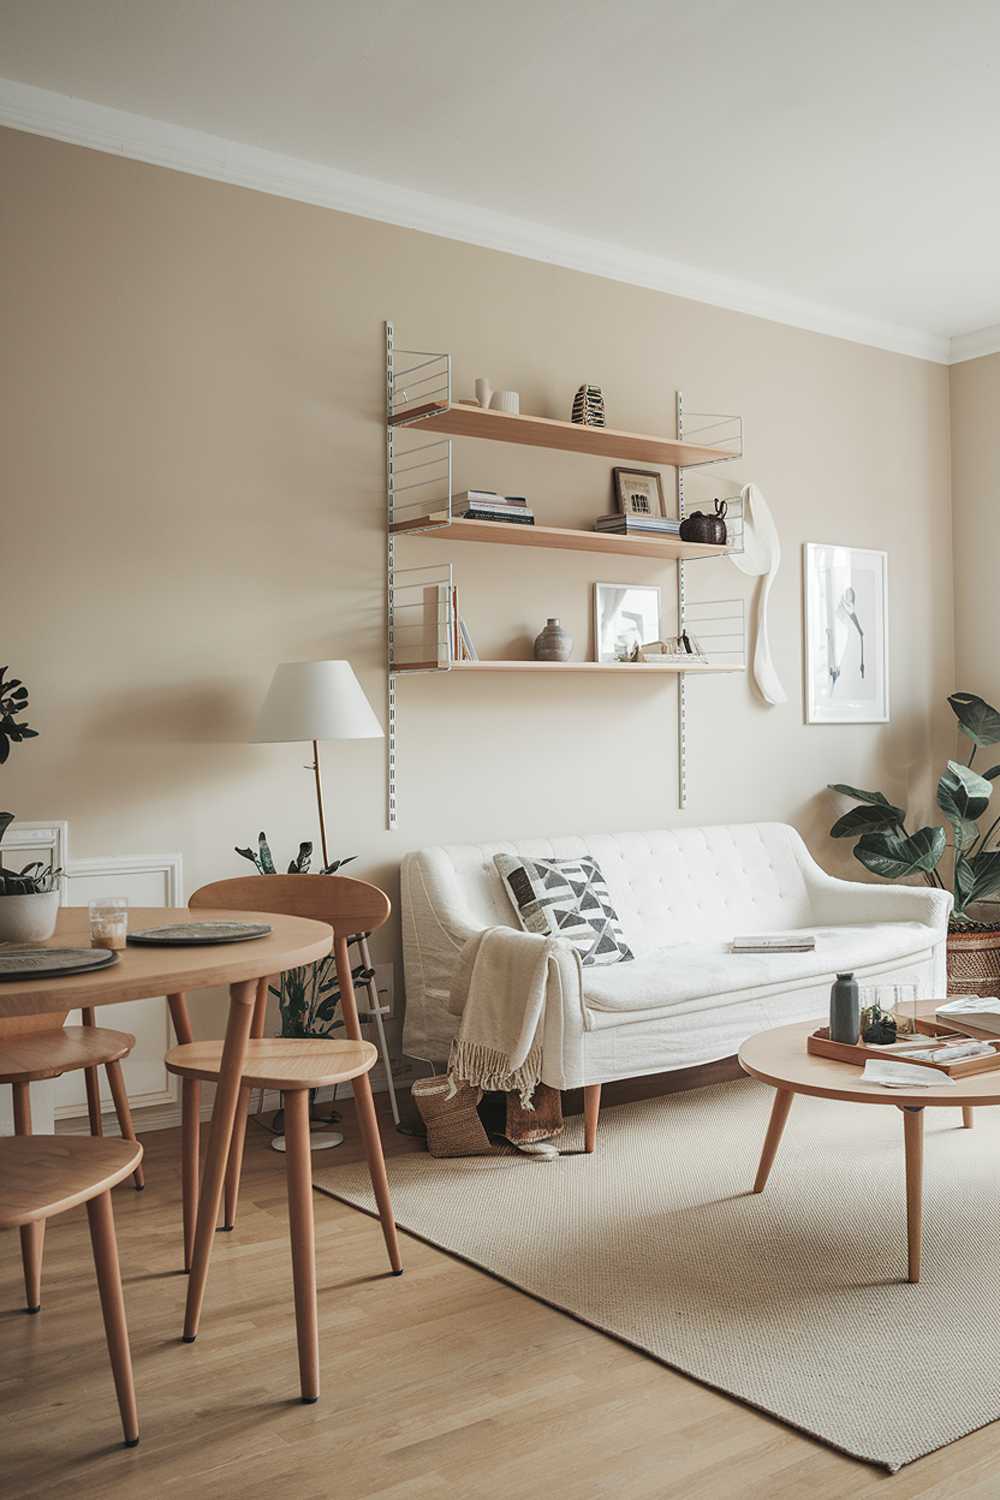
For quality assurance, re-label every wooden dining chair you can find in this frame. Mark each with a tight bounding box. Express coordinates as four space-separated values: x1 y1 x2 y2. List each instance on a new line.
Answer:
0 1012 143 1314
165 874 402 1403
0 1134 142 1447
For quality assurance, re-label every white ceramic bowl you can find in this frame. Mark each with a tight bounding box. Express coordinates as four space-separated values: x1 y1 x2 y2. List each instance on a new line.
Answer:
0 890 61 943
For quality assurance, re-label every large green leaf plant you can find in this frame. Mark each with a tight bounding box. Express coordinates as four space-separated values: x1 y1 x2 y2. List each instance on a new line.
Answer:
829 693 1000 924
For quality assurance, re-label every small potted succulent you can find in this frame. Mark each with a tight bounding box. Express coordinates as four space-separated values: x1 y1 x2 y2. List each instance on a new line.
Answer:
0 667 62 942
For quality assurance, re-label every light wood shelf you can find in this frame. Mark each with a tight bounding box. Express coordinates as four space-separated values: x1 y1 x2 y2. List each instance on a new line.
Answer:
390 515 729 561
391 401 733 467
393 659 743 675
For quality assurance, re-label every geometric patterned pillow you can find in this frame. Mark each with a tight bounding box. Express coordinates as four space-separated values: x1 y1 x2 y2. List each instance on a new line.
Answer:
493 854 634 967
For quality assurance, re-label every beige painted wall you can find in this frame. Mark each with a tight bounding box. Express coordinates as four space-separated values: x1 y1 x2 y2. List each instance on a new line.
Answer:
2 128 955 1037
951 352 1000 712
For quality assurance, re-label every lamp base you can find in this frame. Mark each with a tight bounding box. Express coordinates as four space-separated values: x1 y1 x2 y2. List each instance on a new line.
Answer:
271 1129 345 1153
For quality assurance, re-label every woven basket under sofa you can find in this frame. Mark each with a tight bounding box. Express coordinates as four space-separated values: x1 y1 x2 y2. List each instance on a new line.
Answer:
946 924 1000 997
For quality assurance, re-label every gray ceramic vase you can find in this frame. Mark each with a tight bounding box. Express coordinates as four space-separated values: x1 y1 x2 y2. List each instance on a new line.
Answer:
534 618 573 662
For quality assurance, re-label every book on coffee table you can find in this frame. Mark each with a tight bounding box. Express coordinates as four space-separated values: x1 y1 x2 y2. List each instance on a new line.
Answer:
936 996 1000 1036
731 933 816 954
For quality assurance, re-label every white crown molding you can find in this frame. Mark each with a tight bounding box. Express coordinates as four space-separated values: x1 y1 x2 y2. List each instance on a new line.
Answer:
0 76 952 364
947 324 1000 365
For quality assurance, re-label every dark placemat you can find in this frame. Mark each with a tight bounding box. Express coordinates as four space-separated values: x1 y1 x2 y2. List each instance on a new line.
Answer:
0 947 119 980
127 921 272 946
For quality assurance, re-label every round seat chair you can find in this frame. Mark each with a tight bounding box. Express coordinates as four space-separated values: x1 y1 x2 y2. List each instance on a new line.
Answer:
0 1134 142 1448
0 1011 143 1313
165 873 402 1405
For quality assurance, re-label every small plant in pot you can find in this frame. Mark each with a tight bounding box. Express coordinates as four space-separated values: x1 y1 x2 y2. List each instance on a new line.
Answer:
827 690 1000 992
0 668 62 943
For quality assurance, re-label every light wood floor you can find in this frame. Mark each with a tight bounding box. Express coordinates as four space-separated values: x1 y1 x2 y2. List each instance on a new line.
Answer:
4 1094 1000 1499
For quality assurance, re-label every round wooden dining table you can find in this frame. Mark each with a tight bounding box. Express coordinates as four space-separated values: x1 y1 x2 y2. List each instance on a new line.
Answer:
0 906 332 1341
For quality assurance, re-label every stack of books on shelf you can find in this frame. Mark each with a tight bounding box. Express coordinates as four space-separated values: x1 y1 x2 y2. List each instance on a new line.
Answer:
424 491 535 526
460 490 534 525
593 513 681 538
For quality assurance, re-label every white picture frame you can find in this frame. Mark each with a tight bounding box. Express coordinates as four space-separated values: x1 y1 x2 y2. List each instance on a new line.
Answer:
594 582 662 663
804 543 889 723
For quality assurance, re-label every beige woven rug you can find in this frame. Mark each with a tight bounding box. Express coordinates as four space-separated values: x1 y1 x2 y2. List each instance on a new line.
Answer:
315 1079 1000 1471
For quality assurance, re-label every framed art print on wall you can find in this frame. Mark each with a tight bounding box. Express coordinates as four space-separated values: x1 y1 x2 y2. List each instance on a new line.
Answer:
804 543 889 723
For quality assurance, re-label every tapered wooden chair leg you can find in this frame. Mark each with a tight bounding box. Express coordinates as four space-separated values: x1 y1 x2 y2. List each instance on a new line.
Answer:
222 1087 251 1232
583 1084 601 1153
963 1106 975 1129
283 1090 320 1403
86 1189 140 1447
181 1078 200 1272
350 1070 403 1275
84 1066 104 1137
12 1082 43 1312
105 1059 144 1191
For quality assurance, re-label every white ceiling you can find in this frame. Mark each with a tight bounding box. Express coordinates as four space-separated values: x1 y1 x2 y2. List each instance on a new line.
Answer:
2 0 999 362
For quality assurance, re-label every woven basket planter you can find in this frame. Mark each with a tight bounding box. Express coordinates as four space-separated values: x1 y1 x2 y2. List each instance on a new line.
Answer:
947 922 1000 997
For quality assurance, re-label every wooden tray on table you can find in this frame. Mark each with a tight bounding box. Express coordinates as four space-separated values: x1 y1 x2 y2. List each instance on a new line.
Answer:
807 1025 1000 1078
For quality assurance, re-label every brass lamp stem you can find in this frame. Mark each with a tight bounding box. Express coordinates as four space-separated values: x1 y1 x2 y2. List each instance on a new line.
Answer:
311 739 330 869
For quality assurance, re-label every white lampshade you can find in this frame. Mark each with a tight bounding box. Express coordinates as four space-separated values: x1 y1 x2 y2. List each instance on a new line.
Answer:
253 660 383 743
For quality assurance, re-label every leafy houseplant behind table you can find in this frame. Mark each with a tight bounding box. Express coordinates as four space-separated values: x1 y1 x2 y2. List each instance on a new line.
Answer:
828 691 1000 995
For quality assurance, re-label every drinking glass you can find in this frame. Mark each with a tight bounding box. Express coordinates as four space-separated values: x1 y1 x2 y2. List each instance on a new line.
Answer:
89 896 128 951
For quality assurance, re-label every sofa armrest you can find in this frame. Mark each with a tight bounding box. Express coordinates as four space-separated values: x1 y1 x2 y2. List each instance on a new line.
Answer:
805 865 953 933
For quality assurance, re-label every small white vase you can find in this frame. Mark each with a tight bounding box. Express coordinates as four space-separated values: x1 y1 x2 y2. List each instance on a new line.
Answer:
491 389 520 415
474 377 494 410
0 890 60 943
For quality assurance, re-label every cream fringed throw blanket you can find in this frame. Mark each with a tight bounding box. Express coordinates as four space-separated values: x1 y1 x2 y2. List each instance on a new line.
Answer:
447 927 579 1107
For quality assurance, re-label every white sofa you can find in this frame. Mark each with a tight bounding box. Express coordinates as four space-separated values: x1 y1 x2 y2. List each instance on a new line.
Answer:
401 823 952 1101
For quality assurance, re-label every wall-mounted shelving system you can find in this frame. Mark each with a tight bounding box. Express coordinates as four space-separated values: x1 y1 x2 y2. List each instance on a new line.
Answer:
385 320 744 828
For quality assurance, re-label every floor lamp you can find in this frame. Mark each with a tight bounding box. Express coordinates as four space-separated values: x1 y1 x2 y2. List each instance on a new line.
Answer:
254 659 389 1151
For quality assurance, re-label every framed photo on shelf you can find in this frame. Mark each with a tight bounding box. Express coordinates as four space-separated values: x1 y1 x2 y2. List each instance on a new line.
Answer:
612 467 666 519
804 543 889 723
594 582 662 663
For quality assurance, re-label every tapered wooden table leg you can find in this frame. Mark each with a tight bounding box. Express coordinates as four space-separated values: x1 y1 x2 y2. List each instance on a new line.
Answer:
222 979 266 1233
183 979 256 1341
105 1059 144 1190
351 1070 403 1275
86 1189 140 1447
962 1106 974 1129
901 1105 924 1284
283 1089 320 1402
753 1087 794 1193
12 1081 43 1312
583 1084 601 1153
181 1079 200 1272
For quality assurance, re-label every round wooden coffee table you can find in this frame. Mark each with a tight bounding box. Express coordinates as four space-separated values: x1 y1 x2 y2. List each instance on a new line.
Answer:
738 1014 1000 1283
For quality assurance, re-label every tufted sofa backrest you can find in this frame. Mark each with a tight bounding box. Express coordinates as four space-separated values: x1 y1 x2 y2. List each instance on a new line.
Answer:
412 823 815 958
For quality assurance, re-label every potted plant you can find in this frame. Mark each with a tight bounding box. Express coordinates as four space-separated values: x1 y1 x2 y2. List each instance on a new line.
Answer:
827 690 1000 991
0 668 62 943
234 832 357 1036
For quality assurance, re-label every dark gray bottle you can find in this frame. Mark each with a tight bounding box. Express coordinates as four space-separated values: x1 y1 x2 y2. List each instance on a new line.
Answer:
830 971 860 1043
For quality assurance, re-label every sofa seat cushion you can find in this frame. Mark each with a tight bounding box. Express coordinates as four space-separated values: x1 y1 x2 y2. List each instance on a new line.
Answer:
582 922 939 1015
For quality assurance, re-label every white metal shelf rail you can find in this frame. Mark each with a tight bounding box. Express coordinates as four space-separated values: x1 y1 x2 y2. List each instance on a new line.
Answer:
385 321 746 827
675 393 744 809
